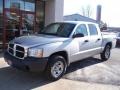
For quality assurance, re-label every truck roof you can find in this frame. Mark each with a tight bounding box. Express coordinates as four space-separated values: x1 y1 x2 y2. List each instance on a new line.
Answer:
58 21 98 25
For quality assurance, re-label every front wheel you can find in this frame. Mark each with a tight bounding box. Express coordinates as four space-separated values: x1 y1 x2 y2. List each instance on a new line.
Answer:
45 55 67 81
100 45 111 61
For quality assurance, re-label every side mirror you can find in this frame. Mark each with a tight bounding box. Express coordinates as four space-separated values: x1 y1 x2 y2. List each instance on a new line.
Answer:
73 33 84 38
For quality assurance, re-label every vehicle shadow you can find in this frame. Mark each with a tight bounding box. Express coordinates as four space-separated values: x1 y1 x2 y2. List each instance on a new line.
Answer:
116 43 120 48
0 57 104 90
65 57 104 74
0 67 51 90
0 53 3 58
116 46 120 48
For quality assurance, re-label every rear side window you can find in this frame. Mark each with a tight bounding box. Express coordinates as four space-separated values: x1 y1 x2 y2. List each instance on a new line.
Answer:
88 24 98 35
75 24 88 36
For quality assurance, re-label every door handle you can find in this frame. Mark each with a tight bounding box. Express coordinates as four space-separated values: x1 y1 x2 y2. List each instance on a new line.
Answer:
97 38 101 41
84 40 89 42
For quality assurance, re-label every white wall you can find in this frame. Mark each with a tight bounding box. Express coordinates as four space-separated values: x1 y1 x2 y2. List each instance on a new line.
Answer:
45 0 64 26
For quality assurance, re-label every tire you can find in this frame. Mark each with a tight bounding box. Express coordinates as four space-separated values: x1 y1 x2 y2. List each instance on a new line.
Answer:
45 55 67 81
100 45 111 61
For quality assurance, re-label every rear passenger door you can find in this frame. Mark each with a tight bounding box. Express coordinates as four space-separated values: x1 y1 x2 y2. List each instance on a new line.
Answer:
87 24 102 55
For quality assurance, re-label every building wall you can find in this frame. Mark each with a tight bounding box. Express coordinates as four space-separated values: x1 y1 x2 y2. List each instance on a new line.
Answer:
45 0 64 26
54 0 64 22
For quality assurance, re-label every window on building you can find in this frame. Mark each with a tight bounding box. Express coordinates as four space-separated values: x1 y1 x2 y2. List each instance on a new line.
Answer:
75 24 88 36
36 1 45 32
25 0 35 12
5 0 21 9
5 0 35 12
0 0 3 49
0 0 3 27
88 24 98 35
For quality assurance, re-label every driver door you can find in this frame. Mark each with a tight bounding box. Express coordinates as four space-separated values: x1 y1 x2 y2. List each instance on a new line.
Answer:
71 24 91 62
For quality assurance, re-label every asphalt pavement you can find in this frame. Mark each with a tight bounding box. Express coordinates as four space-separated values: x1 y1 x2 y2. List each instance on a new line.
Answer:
64 48 120 86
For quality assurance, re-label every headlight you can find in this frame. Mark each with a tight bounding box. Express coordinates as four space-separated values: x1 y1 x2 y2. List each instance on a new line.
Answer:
28 48 43 58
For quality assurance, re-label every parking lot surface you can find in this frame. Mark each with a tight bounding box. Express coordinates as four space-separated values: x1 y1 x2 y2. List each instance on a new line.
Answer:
64 48 120 86
0 48 120 90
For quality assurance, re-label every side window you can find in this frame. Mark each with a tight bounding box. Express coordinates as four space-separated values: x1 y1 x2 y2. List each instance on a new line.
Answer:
88 24 98 35
75 24 88 36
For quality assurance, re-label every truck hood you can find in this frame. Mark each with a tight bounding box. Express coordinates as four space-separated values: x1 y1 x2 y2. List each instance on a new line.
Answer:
11 34 69 47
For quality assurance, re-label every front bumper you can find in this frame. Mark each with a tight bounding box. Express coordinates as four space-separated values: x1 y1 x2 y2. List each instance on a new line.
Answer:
4 52 48 72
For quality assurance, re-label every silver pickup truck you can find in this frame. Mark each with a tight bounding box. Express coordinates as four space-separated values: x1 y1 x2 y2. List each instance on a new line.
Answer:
4 21 116 80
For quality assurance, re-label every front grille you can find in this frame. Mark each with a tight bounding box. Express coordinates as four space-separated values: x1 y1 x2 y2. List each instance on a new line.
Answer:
9 44 14 48
16 45 25 52
16 51 24 58
8 48 14 55
8 44 26 59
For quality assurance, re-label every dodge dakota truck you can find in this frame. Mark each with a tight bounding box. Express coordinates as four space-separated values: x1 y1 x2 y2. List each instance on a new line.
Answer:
4 21 116 80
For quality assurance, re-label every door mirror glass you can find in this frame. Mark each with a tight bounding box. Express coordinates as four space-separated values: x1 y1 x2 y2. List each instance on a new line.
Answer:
73 33 84 38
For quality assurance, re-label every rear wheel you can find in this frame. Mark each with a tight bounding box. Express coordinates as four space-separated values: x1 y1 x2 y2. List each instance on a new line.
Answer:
45 55 67 81
100 45 111 61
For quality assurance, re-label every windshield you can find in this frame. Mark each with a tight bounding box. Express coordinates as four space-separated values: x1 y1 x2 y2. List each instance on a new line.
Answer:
39 23 76 37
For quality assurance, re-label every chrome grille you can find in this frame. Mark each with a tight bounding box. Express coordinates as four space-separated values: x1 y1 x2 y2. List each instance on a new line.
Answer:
8 44 26 59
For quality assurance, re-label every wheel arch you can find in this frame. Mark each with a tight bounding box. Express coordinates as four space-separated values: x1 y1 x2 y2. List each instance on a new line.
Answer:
105 42 112 49
48 51 69 66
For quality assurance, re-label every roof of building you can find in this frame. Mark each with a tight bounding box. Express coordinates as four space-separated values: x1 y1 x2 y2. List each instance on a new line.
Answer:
64 14 97 23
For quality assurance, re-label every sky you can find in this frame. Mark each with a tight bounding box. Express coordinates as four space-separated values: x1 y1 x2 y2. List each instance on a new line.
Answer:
64 0 120 27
